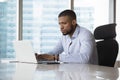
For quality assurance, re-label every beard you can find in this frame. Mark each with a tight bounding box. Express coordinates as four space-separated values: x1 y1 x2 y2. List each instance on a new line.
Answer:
62 25 74 35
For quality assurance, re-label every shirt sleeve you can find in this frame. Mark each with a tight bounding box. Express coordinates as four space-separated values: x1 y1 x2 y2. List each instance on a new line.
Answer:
48 38 64 55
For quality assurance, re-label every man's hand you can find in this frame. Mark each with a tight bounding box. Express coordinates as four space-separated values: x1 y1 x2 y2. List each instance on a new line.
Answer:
35 53 56 61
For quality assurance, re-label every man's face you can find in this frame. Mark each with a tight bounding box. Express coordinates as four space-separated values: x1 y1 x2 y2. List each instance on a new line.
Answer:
58 16 75 35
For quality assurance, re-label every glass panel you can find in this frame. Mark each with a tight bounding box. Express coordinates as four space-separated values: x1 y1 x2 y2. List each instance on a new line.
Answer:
0 0 17 58
74 0 109 32
116 0 120 60
23 0 70 53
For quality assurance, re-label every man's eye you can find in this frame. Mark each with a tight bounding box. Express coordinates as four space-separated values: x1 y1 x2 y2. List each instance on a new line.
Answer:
63 23 66 24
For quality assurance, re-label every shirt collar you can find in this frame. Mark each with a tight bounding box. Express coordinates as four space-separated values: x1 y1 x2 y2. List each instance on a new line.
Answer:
72 25 80 38
66 24 80 39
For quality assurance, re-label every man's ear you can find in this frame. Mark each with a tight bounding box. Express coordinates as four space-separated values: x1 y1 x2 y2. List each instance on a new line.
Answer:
72 20 76 25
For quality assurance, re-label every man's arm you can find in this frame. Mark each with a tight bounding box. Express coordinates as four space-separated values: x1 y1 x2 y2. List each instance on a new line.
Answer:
35 53 59 61
48 39 64 55
35 39 63 61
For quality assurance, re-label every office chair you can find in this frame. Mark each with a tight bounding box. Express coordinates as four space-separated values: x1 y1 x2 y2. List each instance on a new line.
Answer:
94 23 119 67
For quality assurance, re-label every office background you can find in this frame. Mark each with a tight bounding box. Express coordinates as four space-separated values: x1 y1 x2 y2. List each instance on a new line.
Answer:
0 0 120 60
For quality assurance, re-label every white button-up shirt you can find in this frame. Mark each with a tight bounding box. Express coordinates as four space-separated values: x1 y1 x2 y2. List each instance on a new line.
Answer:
48 25 98 64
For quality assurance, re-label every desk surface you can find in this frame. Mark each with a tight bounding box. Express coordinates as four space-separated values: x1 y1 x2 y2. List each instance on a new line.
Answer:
0 62 120 80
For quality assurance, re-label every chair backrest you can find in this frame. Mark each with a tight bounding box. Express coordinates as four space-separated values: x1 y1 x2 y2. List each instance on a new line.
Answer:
94 23 119 67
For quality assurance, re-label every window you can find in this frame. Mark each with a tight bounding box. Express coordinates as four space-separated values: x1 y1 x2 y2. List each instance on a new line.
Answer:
74 0 109 32
22 0 70 53
0 0 114 59
0 0 17 58
116 0 120 60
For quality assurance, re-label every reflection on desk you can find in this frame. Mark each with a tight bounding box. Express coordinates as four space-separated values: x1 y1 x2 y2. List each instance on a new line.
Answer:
0 63 119 80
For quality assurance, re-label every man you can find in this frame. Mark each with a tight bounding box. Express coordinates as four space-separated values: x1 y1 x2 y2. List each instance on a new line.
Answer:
35 9 98 64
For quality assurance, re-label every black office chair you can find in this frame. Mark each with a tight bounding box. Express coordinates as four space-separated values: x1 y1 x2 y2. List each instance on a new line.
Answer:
94 23 119 67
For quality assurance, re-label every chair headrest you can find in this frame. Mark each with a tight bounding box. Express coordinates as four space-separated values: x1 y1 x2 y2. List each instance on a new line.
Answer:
94 23 116 40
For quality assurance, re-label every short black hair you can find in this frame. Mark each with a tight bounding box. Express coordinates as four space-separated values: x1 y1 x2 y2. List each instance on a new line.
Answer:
58 9 76 20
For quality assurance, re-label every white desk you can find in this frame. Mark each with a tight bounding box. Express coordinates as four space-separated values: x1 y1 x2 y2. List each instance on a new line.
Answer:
0 62 119 80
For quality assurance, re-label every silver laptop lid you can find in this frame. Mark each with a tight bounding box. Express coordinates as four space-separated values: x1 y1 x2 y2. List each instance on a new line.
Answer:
13 40 37 63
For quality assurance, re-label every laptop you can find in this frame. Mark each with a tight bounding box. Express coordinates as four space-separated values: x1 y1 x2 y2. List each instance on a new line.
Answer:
12 40 60 64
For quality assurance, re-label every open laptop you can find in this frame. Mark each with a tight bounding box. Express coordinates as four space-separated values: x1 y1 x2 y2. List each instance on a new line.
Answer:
12 40 60 64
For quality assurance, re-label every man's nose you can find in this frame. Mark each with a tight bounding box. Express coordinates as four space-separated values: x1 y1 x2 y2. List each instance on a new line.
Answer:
60 25 64 29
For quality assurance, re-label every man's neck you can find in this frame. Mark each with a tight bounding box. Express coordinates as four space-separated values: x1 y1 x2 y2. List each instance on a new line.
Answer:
69 24 77 38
